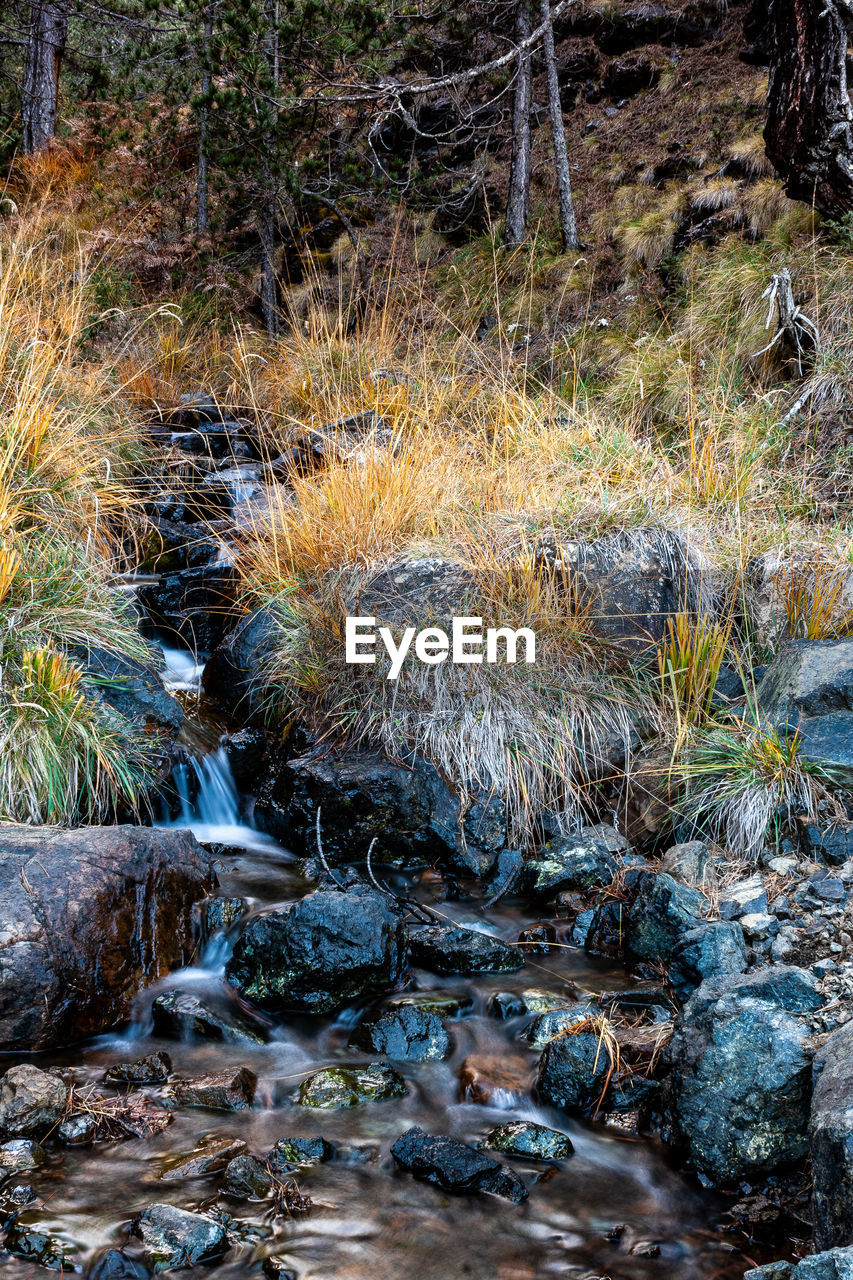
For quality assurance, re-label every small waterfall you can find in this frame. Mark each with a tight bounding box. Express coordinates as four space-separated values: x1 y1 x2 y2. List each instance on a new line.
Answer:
161 747 283 853
160 643 204 693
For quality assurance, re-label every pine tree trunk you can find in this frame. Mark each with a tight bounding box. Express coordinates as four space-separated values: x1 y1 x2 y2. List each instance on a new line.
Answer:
764 0 853 217
540 0 578 250
258 0 280 338
505 1 532 247
22 1 67 154
196 5 213 234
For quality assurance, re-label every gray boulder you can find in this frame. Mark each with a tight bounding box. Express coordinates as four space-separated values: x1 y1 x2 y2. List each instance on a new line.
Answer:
668 921 747 1002
664 967 821 1184
75 644 183 735
226 889 408 1014
796 713 853 786
810 1020 853 1248
521 833 617 897
792 1249 853 1280
0 826 213 1050
625 871 707 965
758 639 853 726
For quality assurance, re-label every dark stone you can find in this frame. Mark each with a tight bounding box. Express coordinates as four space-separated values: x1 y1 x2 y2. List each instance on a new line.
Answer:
664 968 818 1184
351 1005 451 1060
263 1259 297 1280
221 1154 273 1199
712 664 746 708
131 1204 229 1271
75 644 183 735
58 1114 95 1146
669 921 747 1002
480 1121 574 1160
202 606 283 718
138 565 238 656
221 730 268 789
625 871 706 965
585 901 627 958
104 1053 172 1086
796 713 853 786
487 992 526 1020
390 1126 527 1202
0 1138 46 1171
0 1067 67 1138
408 925 522 976
521 833 617 897
159 1137 246 1181
4 1217 80 1270
151 990 265 1045
295 1063 406 1109
810 1021 853 1248
88 1249 152 1280
0 826 212 1051
226 889 408 1014
269 1136 333 1169
203 897 249 936
169 1067 257 1111
537 1032 613 1115
759 640 853 726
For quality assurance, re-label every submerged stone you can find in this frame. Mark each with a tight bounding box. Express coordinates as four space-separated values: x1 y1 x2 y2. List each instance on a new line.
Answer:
151 990 265 1045
159 1136 246 1181
391 1126 527 1202
295 1063 406 1109
169 1067 257 1111
88 1250 152 1280
408 925 523 975
480 1121 574 1161
131 1204 229 1272
269 1136 333 1169
4 1217 80 1270
350 1004 451 1061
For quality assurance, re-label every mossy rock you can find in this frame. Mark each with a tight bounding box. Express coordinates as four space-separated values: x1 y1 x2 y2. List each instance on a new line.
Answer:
295 1063 406 1109
480 1120 574 1161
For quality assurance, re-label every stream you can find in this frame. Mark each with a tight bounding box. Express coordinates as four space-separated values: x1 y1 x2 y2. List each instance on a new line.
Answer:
0 641 759 1280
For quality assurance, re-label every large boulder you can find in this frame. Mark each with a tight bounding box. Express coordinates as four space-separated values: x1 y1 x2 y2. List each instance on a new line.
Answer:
796 713 853 786
0 1066 67 1138
225 888 408 1013
664 967 822 1185
810 1020 853 1248
758 640 853 727
202 605 283 718
791 1249 853 1280
0 826 213 1050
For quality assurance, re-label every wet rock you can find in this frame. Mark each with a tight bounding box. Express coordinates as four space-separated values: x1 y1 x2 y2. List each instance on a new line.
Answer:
295 1063 406 1109
480 1121 574 1161
131 1204 229 1271
0 825 213 1051
537 1032 614 1115
226 888 408 1014
104 1053 172 1086
526 1005 598 1048
810 1020 853 1247
151 990 265 1045
758 639 853 726
0 1066 67 1138
262 1259 297 1280
664 968 819 1184
4 1217 80 1270
351 1005 451 1061
719 873 768 920
221 1153 273 1199
625 871 706 965
88 1249 152 1280
202 606 283 718
269 1136 333 1169
204 896 249 935
585 901 627 958
408 925 522 975
138 564 238 656
159 1136 246 1181
75 644 184 735
791 1248 853 1280
0 1138 46 1172
487 992 526 1020
521 833 617 897
743 1265 794 1280
391 1126 527 1202
384 991 473 1019
220 730 267 790
58 1114 96 1146
668 921 747 1002
458 1054 530 1105
661 841 715 889
170 1067 257 1111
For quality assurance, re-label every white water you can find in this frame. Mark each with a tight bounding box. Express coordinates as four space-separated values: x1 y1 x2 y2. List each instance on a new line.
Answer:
160 642 205 693
163 746 285 853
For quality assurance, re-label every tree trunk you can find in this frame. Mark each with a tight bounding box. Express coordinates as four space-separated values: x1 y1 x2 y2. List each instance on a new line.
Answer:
258 0 280 338
540 0 578 251
196 4 213 235
22 1 67 154
505 1 532 247
764 0 853 217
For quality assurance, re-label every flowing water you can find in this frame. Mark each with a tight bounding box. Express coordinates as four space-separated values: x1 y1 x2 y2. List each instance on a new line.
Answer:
0 646 759 1280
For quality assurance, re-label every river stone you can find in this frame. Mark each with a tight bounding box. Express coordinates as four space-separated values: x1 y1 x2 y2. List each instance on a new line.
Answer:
104 1053 172 1086
391 1126 527 1202
58 1113 96 1146
664 969 818 1185
791 1249 853 1280
0 1139 46 1173
131 1204 229 1272
295 1063 406 1109
537 1032 614 1115
0 1066 67 1138
668 921 748 1002
408 925 522 975
202 605 283 718
4 1217 80 1270
270 1136 333 1168
521 833 617 897
384 991 473 1019
810 1020 853 1248
351 1005 452 1060
159 1136 246 1181
75 644 184 735
758 639 853 726
222 1153 274 1199
151 990 265 1045
89 1249 152 1280
170 1067 257 1111
0 826 213 1051
660 841 714 888
226 889 407 1014
204 896 249 935
625 871 706 965
526 1005 598 1048
480 1121 574 1160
